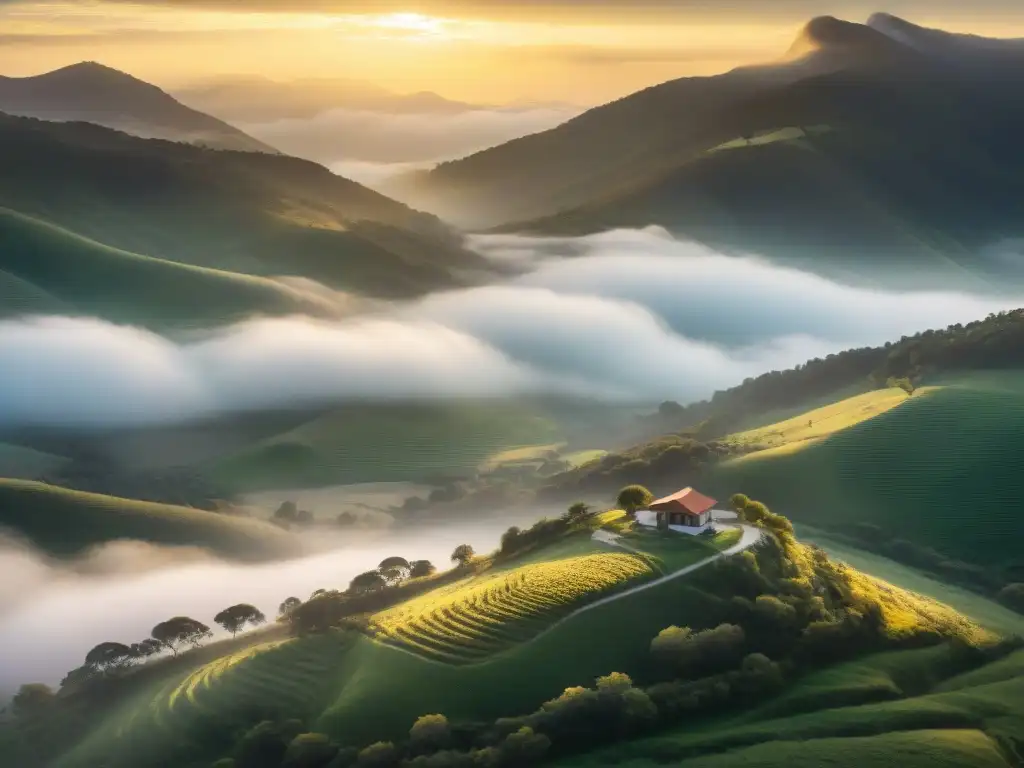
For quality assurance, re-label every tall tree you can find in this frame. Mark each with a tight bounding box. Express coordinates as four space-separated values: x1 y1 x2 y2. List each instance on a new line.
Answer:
409 560 436 578
213 604 267 638
151 617 213 657
84 641 134 673
617 485 653 518
349 570 387 594
378 556 411 585
279 596 303 616
565 501 592 524
450 544 475 567
11 683 55 720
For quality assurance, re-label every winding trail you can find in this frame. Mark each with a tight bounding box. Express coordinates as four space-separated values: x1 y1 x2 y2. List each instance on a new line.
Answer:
368 525 763 665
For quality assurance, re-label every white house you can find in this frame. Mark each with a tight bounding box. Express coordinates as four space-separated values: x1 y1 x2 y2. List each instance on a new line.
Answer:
635 487 734 535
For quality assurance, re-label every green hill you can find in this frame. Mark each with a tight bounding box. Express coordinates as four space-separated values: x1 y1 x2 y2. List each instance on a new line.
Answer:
211 402 564 491
562 645 1024 768
707 372 1024 571
14 518 991 768
0 479 300 561
0 113 484 303
0 208 336 328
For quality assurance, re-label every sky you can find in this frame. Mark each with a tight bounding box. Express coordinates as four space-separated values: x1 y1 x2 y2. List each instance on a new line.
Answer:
2 1 1024 103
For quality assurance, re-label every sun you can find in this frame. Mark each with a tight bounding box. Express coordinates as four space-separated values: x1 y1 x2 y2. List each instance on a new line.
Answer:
371 12 446 35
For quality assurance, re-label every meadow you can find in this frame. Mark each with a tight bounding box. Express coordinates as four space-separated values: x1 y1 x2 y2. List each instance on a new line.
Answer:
0 478 300 561
708 373 1024 569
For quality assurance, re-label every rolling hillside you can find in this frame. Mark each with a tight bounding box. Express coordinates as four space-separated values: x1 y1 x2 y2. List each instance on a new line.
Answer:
707 372 1024 571
17 524 989 768
563 645 1024 768
0 208 336 328
0 112 486 302
394 15 1024 289
211 401 565 491
0 62 273 153
0 479 300 561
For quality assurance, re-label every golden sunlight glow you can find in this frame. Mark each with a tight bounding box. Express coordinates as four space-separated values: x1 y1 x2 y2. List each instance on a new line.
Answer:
372 13 445 34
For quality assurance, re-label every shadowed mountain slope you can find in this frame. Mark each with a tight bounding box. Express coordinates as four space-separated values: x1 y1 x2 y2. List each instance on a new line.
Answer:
0 62 275 153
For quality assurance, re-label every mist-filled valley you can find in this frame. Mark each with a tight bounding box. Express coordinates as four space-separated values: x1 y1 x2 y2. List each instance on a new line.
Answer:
3 229 1023 429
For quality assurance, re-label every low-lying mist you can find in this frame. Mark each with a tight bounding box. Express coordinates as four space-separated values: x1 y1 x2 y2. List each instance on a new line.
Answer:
0 508 547 694
2 229 1021 430
240 105 580 189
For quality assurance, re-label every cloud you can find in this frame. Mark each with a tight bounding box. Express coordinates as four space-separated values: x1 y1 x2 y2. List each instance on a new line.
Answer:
1 229 1021 430
0 510 550 694
239 104 580 166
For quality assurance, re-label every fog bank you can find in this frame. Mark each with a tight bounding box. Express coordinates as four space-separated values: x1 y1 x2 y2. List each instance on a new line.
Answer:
2 229 1022 429
0 509 545 693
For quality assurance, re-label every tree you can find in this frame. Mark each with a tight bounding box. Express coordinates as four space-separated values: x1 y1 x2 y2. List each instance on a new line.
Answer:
409 714 451 752
500 727 550 766
151 616 213 657
886 376 915 396
450 544 475 567
11 683 55 720
409 560 436 578
279 596 303 617
728 493 750 512
617 485 653 518
357 741 399 768
85 641 135 672
651 623 746 678
349 570 387 594
130 638 163 660
379 556 411 585
283 733 339 768
500 526 522 554
564 501 592 524
214 604 267 637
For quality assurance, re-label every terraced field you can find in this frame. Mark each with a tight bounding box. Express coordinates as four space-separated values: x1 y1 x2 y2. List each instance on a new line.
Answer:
370 551 657 663
55 633 356 768
709 373 1024 568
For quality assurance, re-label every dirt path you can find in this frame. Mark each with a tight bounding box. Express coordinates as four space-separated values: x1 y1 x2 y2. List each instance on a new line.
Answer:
369 525 763 665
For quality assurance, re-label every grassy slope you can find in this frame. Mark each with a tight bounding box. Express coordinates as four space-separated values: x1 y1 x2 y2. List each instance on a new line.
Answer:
0 479 300 561
0 113 481 301
0 442 67 480
0 208 332 328
802 529 1024 637
708 372 1024 568
367 526 731 664
212 402 563 490
39 531 992 768
563 643 1024 768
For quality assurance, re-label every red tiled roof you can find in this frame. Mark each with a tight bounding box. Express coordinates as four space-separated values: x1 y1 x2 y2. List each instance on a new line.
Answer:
648 487 717 515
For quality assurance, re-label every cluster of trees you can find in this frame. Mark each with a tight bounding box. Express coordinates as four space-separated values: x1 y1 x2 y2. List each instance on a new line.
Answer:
499 503 594 557
55 606 267 694
541 436 737 497
728 494 794 536
642 309 1024 443
272 501 315 530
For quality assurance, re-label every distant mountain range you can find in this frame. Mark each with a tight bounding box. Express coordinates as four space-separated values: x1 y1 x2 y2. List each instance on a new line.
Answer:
0 113 489 328
0 62 275 153
391 14 1024 289
174 75 481 122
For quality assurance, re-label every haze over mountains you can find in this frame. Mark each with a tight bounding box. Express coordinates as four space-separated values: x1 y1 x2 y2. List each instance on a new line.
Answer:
392 14 1024 289
174 75 581 188
0 63 275 154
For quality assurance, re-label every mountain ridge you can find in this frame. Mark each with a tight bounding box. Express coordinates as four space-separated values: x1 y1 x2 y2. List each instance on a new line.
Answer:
0 61 276 153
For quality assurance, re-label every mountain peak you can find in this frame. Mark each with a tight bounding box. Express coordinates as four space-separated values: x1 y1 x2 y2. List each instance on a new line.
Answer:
785 15 913 62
